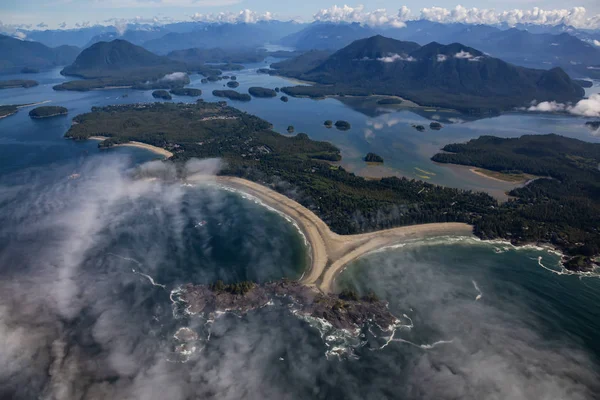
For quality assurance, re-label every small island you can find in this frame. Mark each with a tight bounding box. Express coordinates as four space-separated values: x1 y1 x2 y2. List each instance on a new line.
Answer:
20 67 40 74
28 106 68 119
212 90 251 102
574 79 594 89
169 88 202 97
430 122 443 130
0 80 39 89
364 152 384 163
287 125 295 133
280 96 289 102
0 105 19 119
230 76 237 81
152 90 172 100
324 120 333 128
376 98 403 105
585 121 600 130
175 280 397 333
412 124 425 132
248 87 277 98
226 81 240 88
334 120 351 131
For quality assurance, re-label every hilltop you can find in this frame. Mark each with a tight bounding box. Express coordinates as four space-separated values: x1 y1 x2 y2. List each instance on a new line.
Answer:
61 39 185 79
272 35 585 114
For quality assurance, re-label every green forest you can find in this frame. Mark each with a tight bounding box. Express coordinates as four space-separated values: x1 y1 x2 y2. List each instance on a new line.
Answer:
433 134 600 265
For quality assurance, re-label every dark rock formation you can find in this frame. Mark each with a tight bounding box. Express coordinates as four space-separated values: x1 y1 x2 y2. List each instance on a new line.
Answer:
176 280 397 332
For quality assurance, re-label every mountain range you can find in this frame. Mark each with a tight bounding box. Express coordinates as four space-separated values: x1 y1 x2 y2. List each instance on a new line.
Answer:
272 35 585 113
278 21 600 74
0 34 80 73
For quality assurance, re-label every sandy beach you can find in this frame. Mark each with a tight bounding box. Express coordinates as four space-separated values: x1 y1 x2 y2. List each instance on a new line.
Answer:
191 175 474 293
88 136 173 158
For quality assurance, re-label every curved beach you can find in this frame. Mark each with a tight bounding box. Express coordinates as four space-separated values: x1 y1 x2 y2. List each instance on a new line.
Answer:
198 176 474 293
88 136 174 158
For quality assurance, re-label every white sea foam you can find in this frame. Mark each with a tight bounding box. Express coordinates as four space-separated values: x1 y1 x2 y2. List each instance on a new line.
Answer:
472 280 483 301
392 338 454 350
132 268 166 289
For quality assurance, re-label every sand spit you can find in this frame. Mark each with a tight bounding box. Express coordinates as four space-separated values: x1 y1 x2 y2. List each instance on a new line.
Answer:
88 136 173 159
191 175 474 293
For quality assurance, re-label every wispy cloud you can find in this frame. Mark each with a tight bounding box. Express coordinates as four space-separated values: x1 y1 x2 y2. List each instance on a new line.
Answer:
190 9 274 23
313 5 409 28
93 0 241 8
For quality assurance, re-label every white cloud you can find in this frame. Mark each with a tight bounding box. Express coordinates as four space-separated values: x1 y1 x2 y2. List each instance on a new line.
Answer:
191 9 274 23
528 94 600 117
160 72 188 82
313 5 408 27
455 50 473 59
36 22 48 29
377 53 415 62
59 22 67 29
437 54 447 62
418 6 600 30
93 0 241 8
594 40 600 47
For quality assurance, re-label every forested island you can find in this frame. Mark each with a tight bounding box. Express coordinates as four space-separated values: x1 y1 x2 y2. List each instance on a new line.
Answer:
335 120 351 131
169 88 201 97
0 80 38 89
432 134 600 269
28 106 68 118
280 96 289 102
0 105 18 119
364 153 384 163
212 90 251 102
64 102 599 271
430 122 443 130
248 87 277 98
226 81 239 88
152 90 172 100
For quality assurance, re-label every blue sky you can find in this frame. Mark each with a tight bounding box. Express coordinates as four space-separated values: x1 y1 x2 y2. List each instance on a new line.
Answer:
1 0 600 29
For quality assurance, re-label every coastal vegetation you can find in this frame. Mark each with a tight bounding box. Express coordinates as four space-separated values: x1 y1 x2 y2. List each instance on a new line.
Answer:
280 96 289 102
0 80 39 89
335 120 351 131
0 105 18 119
169 88 201 97
28 106 68 118
248 87 277 98
287 125 294 133
364 153 384 163
432 134 600 267
212 90 251 102
152 90 172 100
226 81 240 88
65 103 600 269
413 124 425 132
324 120 333 128
430 122 443 130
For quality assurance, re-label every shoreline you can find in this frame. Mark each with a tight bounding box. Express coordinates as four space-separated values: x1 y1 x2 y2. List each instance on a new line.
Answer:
88 136 173 158
190 175 474 293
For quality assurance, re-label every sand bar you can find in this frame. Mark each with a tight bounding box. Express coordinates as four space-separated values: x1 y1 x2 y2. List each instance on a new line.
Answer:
191 175 474 293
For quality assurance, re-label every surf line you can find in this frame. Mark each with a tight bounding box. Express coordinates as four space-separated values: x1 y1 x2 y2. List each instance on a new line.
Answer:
132 268 166 289
393 338 454 350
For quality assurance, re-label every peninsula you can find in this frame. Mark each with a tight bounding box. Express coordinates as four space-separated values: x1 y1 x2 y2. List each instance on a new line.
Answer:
65 102 599 271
